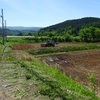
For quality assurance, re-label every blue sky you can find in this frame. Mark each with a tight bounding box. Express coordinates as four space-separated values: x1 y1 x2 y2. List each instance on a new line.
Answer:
0 0 100 27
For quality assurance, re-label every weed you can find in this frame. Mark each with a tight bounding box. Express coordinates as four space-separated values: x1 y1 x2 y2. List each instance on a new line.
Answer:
25 74 32 80
88 72 98 95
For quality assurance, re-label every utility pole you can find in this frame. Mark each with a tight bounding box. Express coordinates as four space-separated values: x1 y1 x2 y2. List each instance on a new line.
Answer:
1 9 5 45
5 20 7 42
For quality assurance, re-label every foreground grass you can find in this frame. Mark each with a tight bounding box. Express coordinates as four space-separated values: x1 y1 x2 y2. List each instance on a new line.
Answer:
18 58 98 100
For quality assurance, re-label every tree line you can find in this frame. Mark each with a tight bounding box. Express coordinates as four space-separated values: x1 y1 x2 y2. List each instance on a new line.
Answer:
35 17 100 42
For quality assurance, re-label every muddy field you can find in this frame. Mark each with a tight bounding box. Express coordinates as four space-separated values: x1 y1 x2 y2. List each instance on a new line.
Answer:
40 50 100 95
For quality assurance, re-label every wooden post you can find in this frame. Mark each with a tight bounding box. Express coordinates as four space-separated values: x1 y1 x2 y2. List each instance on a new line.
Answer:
1 9 4 45
5 20 7 42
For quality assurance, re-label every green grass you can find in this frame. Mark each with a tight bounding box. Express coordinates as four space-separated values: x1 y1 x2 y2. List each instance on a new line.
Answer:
6 36 37 44
28 44 100 55
0 43 14 61
18 59 99 100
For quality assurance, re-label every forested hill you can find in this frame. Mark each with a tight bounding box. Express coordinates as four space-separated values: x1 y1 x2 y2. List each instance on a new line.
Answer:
37 17 100 36
43 17 100 30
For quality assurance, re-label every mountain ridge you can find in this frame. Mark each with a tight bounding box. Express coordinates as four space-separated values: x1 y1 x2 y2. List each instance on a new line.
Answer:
7 26 42 31
43 17 100 29
37 17 100 36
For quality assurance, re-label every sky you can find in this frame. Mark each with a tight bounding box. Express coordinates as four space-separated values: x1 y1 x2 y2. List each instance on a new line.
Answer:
0 0 100 27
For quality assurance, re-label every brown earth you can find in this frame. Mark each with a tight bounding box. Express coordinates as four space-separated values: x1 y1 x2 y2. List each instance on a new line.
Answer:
39 50 100 97
12 43 41 50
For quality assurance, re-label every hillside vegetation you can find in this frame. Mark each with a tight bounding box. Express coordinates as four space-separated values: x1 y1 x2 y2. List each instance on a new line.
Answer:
36 17 100 42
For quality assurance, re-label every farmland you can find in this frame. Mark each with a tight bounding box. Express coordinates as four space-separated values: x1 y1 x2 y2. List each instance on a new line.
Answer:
0 39 100 99
39 50 100 95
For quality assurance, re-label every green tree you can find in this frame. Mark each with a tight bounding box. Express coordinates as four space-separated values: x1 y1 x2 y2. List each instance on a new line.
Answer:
28 32 32 36
48 32 55 38
65 34 72 42
79 27 100 42
18 32 23 36
94 28 100 42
